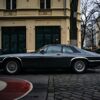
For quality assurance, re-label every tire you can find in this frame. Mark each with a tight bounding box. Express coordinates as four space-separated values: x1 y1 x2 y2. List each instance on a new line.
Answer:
4 60 20 74
72 60 87 73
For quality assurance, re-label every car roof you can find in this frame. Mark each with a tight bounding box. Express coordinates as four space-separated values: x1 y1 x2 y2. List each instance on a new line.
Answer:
46 44 73 47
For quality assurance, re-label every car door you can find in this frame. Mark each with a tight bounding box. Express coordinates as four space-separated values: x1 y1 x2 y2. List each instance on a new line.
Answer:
42 45 64 68
21 46 48 69
62 46 75 67
22 45 70 69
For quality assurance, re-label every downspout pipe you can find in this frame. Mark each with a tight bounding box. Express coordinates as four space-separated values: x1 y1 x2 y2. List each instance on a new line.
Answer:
64 0 66 16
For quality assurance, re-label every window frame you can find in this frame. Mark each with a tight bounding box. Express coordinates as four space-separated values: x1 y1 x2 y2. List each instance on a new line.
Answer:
62 46 80 53
6 0 16 10
62 46 74 53
46 45 62 53
40 0 51 9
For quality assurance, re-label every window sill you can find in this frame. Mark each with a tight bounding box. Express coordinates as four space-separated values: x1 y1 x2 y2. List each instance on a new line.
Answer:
4 9 17 12
39 9 52 12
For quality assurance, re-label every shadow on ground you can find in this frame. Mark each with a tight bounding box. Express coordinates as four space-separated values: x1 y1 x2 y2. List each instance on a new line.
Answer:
0 68 100 75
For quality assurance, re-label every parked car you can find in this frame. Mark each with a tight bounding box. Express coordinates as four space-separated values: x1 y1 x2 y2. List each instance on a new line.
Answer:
0 44 100 74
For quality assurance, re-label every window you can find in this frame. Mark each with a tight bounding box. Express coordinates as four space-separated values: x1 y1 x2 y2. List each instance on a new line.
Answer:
40 0 51 9
47 45 61 53
63 46 74 53
63 46 80 53
35 26 60 50
46 0 50 9
2 27 26 53
6 0 16 10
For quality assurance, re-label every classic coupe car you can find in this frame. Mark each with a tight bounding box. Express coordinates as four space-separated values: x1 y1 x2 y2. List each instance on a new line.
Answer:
0 44 100 74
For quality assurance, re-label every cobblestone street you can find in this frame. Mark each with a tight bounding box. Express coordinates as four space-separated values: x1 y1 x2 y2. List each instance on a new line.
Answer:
47 70 100 100
1 70 100 100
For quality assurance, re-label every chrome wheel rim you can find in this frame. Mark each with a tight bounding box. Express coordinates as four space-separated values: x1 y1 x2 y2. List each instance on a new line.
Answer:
74 61 85 72
6 61 18 74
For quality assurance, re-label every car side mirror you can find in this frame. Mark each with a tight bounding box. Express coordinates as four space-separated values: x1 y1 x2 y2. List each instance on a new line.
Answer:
40 49 45 54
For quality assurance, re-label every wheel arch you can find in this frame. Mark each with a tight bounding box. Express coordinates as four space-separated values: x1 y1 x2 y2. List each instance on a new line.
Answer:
70 57 89 67
2 57 23 69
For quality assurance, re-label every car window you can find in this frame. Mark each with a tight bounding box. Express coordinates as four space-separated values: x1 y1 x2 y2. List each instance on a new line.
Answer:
47 45 61 53
70 46 81 53
63 46 73 53
63 46 81 53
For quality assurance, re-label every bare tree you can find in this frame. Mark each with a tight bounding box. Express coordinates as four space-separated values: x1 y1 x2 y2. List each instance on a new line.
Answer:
81 0 100 49
81 0 93 48
94 0 100 9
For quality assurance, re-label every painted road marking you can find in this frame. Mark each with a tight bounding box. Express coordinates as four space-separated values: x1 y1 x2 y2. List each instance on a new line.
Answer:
0 81 7 91
15 80 33 100
0 77 33 100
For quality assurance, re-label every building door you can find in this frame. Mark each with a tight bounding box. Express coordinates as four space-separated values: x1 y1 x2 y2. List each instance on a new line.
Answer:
2 27 26 54
35 26 61 50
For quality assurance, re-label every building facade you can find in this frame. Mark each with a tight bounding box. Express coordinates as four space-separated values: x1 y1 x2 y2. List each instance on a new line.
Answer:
0 0 81 53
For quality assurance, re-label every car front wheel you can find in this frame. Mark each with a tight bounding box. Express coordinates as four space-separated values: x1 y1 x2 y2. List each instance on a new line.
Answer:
4 60 20 74
72 60 87 73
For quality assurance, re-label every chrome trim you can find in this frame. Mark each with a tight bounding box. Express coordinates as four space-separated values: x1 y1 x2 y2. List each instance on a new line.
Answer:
71 57 89 62
16 57 22 62
15 57 23 67
2 57 23 67
88 60 100 62
2 57 9 62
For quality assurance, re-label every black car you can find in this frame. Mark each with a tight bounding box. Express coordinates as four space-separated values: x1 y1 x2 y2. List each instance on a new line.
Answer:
0 44 100 74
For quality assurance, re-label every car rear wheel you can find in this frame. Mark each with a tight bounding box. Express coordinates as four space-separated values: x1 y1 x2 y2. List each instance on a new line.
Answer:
4 60 20 74
72 60 86 73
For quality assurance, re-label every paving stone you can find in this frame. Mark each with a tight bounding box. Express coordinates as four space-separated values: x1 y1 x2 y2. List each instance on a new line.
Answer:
47 72 100 100
48 96 54 100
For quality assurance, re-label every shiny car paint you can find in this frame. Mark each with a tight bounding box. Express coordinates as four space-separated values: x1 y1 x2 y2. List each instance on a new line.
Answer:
0 44 100 73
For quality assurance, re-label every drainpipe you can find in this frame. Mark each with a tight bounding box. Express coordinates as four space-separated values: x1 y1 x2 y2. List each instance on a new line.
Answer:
63 0 66 16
